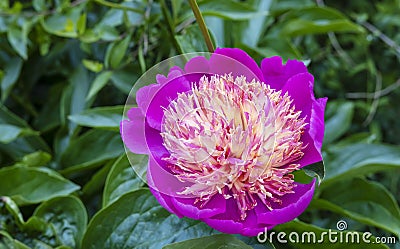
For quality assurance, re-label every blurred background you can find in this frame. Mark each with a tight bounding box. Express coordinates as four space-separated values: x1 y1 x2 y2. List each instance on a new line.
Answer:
0 0 399 248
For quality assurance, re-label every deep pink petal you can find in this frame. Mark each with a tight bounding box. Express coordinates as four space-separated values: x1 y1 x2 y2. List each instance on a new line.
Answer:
280 73 326 166
184 56 210 73
121 51 326 238
202 198 243 234
297 97 327 166
282 72 314 121
147 155 192 198
256 179 316 224
211 48 264 82
309 97 327 153
170 194 226 220
145 123 169 168
202 198 272 236
261 56 308 90
147 157 184 217
137 67 184 116
136 84 161 115
156 67 184 84
120 108 148 154
146 73 206 130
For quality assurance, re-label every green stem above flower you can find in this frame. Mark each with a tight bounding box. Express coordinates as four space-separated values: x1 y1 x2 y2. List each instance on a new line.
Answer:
188 0 215 53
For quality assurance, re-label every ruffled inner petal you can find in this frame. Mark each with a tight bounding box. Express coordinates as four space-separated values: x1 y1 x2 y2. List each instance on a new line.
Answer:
146 73 207 130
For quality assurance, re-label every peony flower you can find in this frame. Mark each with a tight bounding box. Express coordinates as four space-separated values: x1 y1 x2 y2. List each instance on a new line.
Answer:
121 48 327 236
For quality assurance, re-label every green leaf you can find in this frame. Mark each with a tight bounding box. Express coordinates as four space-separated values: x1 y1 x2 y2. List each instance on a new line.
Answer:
248 37 302 60
59 66 89 133
69 105 123 130
0 166 80 205
0 105 48 140
280 7 364 36
0 124 37 144
176 25 212 53
54 67 89 159
196 0 268 20
0 196 24 225
0 231 31 249
92 25 119 41
82 159 114 196
323 143 400 186
77 12 87 35
274 220 389 248
302 160 325 184
0 105 50 159
69 67 89 119
163 234 252 249
324 101 354 144
0 57 23 101
82 189 217 249
33 83 64 132
110 68 138 95
21 216 57 248
82 59 103 73
240 0 273 47
34 196 88 249
105 34 131 69
102 155 146 207
7 25 28 59
86 71 113 100
236 235 276 249
0 0 9 10
21 151 52 167
41 6 83 38
315 178 400 237
60 130 124 172
33 0 46 11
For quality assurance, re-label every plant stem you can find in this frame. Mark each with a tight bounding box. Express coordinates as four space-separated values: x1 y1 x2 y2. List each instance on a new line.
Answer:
188 0 214 53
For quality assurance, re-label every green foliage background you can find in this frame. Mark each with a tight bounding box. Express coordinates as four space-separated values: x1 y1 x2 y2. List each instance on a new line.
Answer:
0 0 399 248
